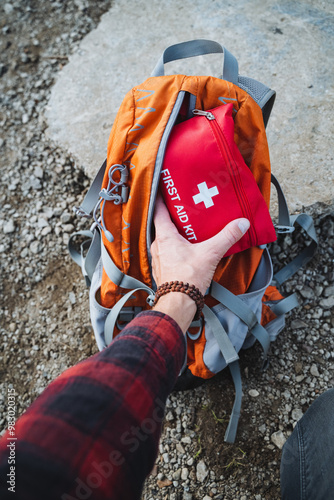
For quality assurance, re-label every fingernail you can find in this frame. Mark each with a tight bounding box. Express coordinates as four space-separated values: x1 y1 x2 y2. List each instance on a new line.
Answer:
238 219 250 235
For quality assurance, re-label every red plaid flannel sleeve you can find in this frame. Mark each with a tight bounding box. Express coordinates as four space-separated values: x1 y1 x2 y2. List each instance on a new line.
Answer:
0 311 186 500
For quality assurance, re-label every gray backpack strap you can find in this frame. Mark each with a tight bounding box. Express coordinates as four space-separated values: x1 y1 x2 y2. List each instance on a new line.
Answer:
68 228 102 286
203 305 239 365
271 174 318 285
68 229 101 286
271 174 293 233
210 281 270 363
274 213 318 286
269 293 300 316
73 159 107 218
151 39 238 84
225 361 243 443
104 287 155 345
202 305 242 443
101 241 153 292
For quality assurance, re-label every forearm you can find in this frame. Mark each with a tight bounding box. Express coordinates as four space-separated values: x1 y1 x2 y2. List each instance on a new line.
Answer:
153 292 197 333
0 311 186 500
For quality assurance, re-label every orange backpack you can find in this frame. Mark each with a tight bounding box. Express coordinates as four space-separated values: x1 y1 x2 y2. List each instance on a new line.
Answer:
70 40 317 442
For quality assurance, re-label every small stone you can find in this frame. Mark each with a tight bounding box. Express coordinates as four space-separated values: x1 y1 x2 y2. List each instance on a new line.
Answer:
291 408 303 421
249 389 260 398
271 430 286 449
181 436 191 444
176 443 185 454
30 240 41 254
157 478 172 488
324 285 334 297
38 217 49 228
259 424 266 434
203 496 211 500
294 361 303 374
291 319 308 329
165 411 174 421
299 286 314 300
41 226 52 236
296 374 305 383
62 223 74 233
320 297 334 309
69 292 76 304
60 212 72 224
34 166 44 179
196 460 209 483
162 452 169 463
310 364 320 377
22 113 29 124
4 3 14 14
181 467 189 480
172 469 181 481
3 220 15 234
183 493 192 500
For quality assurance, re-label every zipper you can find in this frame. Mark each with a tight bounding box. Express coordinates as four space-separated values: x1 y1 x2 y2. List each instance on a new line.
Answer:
193 109 257 246
146 91 186 262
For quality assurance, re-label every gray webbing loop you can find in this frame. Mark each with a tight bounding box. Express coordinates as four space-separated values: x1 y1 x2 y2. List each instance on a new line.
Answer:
273 213 318 286
225 361 243 443
68 230 96 286
269 293 300 316
151 39 238 84
210 281 270 362
271 174 293 232
104 287 154 345
203 305 239 365
101 241 153 293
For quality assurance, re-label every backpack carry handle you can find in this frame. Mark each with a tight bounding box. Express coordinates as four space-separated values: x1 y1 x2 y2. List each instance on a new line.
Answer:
151 39 239 84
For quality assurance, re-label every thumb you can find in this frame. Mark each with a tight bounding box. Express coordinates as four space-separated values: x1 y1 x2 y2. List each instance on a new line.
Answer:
201 218 250 259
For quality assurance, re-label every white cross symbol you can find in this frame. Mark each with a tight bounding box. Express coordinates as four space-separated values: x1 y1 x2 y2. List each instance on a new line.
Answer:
192 182 219 209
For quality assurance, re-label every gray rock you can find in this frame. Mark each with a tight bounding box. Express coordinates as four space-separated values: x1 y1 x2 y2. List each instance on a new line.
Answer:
324 286 334 298
30 240 42 254
320 297 334 309
45 0 334 215
291 408 303 421
196 460 209 483
271 430 286 449
3 220 15 234
181 467 189 480
291 319 308 329
249 389 260 398
299 286 314 300
310 364 320 377
34 166 44 179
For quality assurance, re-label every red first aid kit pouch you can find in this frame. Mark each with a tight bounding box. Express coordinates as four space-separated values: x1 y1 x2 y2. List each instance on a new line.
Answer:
160 103 277 256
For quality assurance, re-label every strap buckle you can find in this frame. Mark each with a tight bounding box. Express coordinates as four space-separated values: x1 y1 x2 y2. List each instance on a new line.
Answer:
73 206 91 219
274 224 295 234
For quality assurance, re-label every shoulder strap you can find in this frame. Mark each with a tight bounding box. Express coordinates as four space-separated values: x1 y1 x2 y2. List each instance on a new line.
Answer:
273 212 318 286
271 174 318 285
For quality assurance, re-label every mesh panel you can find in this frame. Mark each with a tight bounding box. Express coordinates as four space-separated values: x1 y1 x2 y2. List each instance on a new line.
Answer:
237 75 269 105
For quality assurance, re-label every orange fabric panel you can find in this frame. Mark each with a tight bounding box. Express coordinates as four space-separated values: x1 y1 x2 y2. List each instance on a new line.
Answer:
186 329 215 379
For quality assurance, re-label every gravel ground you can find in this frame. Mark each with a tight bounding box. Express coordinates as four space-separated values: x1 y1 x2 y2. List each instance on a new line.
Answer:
0 2 333 499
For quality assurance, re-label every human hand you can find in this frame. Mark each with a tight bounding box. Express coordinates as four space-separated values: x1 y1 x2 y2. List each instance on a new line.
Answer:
151 196 250 295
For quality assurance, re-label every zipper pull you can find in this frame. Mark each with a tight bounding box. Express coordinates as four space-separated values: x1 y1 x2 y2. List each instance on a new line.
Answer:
192 109 215 120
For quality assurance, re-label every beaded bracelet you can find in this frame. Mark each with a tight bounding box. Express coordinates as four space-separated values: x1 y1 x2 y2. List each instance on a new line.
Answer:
153 281 205 320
